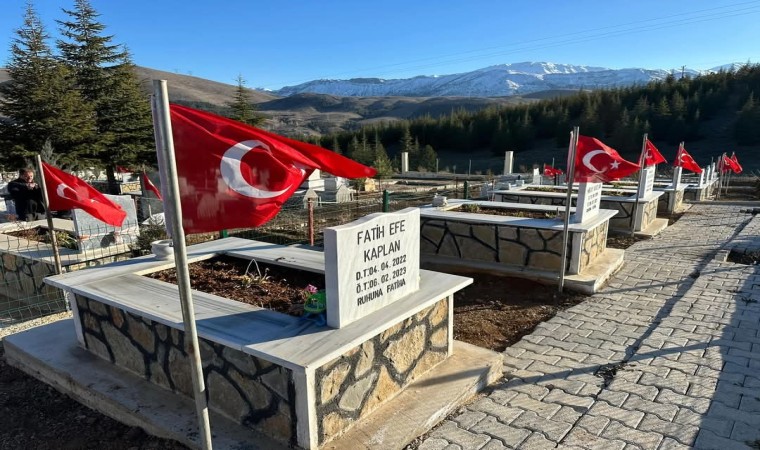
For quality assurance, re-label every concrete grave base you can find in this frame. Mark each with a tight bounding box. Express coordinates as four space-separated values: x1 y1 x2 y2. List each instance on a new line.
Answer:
4 319 501 450
422 247 624 294
634 217 669 239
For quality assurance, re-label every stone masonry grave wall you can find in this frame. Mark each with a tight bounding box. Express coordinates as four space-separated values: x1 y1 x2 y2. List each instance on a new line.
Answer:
579 220 608 273
420 218 571 272
315 298 449 445
75 295 297 445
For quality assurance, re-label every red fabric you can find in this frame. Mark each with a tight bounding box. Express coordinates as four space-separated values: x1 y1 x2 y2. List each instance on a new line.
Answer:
674 146 702 174
643 139 667 166
574 135 640 183
730 153 743 174
543 164 562 176
169 104 377 233
142 172 162 200
42 162 126 226
115 165 130 173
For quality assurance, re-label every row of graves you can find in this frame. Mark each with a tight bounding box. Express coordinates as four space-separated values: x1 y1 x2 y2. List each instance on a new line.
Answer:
2 114 728 450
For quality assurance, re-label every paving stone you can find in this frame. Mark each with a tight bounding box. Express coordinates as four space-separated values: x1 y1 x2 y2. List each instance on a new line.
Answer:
707 401 760 428
574 414 610 435
597 389 629 407
452 410 487 429
608 379 660 401
638 414 698 446
479 440 508 450
657 437 693 450
519 432 557 450
503 379 550 400
623 394 679 421
510 411 572 442
655 388 710 414
536 378 587 395
588 401 645 428
600 420 663 449
470 398 523 424
562 428 627 450
729 421 760 443
418 438 451 450
504 393 562 419
542 389 594 411
469 417 531 448
430 422 491 449
550 405 583 425
694 429 756 450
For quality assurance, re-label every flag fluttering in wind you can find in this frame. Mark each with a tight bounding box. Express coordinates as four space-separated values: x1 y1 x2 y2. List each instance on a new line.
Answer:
574 135 640 183
169 104 377 233
142 172 162 200
41 162 126 226
543 164 563 177
643 139 667 166
730 152 743 174
674 145 702 174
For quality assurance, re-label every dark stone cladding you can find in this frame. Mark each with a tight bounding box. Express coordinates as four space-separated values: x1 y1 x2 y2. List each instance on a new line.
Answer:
75 294 297 445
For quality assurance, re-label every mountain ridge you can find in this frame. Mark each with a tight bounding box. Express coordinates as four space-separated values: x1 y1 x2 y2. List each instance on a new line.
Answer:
274 61 743 98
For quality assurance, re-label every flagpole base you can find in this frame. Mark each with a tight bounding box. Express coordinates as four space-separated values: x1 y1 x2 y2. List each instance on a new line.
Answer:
151 239 174 260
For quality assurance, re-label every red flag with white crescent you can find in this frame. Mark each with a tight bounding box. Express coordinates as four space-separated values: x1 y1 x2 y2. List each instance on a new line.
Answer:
674 145 702 174
169 104 376 233
574 135 640 183
142 172 163 200
730 153 743 174
643 139 667 166
42 162 126 226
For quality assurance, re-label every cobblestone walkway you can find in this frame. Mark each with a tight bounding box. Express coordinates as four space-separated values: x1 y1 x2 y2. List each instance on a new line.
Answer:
417 203 760 450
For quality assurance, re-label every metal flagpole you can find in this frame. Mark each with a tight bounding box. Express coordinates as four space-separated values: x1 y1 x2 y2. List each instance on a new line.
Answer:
630 134 648 236
716 155 722 200
558 127 578 293
35 155 62 275
152 80 213 450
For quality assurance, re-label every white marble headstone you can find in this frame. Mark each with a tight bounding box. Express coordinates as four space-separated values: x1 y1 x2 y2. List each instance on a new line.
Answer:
324 208 420 328
638 166 655 199
573 182 602 224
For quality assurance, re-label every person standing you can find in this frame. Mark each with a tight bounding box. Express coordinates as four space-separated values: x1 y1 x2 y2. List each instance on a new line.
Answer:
8 168 45 221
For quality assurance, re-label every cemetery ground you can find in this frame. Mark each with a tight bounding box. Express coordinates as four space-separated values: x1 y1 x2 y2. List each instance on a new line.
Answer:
0 264 588 449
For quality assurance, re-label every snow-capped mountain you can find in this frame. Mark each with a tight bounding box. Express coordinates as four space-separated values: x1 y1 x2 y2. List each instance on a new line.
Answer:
274 61 734 98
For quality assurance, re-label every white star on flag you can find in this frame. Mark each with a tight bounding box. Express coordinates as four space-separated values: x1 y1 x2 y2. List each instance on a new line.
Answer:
610 160 620 169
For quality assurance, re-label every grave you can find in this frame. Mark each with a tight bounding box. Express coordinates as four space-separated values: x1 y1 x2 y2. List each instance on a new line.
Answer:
72 194 140 252
6 209 501 449
419 198 623 293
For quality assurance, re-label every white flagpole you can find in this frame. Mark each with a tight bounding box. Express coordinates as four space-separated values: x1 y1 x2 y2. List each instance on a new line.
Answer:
35 155 62 275
151 80 213 450
558 127 578 293
631 134 648 236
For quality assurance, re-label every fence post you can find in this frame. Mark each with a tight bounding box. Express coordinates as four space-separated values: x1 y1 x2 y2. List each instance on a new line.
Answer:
383 189 390 212
464 180 469 199
308 198 315 246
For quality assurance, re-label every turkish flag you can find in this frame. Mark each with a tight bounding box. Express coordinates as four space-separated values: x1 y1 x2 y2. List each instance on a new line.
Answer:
720 154 733 173
142 172 162 200
42 162 126 226
169 104 377 233
543 164 562 176
643 139 667 166
730 153 743 174
674 145 702 174
574 135 640 183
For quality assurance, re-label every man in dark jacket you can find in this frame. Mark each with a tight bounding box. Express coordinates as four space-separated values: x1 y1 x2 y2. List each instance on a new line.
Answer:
8 168 45 221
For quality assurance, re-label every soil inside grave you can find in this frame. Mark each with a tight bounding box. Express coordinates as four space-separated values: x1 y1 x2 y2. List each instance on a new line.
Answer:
146 256 326 317
451 205 560 220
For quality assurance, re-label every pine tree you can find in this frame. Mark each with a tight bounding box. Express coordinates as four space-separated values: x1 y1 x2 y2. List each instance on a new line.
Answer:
227 74 265 126
372 132 393 177
419 145 438 172
0 3 95 168
331 137 342 155
57 0 153 191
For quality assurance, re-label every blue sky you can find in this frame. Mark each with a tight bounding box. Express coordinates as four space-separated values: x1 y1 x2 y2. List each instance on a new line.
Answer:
1 0 759 91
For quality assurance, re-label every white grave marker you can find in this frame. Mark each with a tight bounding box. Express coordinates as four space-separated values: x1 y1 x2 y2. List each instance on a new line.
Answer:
638 166 655 199
699 170 706 186
401 152 409 173
504 151 514 175
532 167 541 185
573 182 602 223
324 208 420 328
